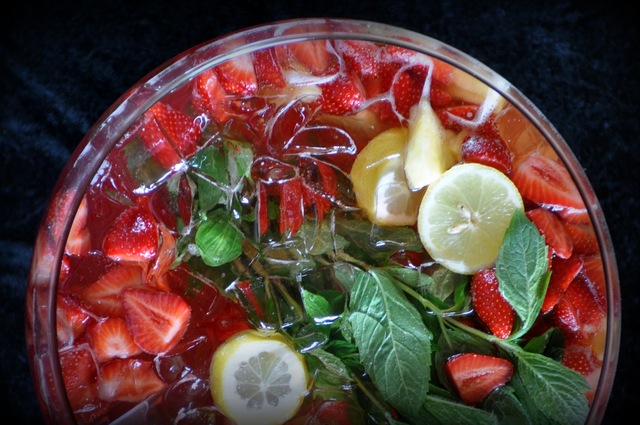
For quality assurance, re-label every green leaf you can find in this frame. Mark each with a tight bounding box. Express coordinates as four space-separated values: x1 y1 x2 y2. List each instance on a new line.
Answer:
194 209 242 266
484 386 532 425
306 347 351 380
495 209 549 338
346 267 432 415
513 350 589 425
421 394 498 425
302 289 333 322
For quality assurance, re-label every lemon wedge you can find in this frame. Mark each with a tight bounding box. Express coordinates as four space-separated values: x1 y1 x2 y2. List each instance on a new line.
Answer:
209 330 309 425
404 99 456 190
417 163 524 274
350 127 423 226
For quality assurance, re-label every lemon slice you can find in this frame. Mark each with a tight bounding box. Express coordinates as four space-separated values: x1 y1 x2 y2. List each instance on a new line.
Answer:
404 99 455 190
209 330 309 425
417 163 524 274
350 127 423 226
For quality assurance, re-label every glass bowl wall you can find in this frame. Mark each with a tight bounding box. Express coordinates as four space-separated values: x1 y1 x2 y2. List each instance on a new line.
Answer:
25 18 620 425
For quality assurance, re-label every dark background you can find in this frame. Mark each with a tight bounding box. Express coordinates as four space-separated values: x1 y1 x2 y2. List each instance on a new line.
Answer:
1 0 637 423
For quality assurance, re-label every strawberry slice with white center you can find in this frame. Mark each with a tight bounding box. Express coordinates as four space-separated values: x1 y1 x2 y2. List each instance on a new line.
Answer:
319 72 365 115
122 288 191 354
88 317 142 362
511 153 587 222
445 353 514 405
215 54 258 95
97 358 165 403
103 204 159 263
470 268 515 339
80 264 145 317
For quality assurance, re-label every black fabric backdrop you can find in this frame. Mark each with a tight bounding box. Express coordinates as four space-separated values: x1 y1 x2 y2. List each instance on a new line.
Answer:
1 0 637 423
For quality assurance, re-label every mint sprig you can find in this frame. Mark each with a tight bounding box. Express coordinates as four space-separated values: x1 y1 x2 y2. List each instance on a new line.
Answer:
345 267 432 416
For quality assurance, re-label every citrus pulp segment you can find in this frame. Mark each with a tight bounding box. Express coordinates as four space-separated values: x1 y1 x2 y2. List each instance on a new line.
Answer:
417 163 524 274
350 127 423 226
209 330 309 425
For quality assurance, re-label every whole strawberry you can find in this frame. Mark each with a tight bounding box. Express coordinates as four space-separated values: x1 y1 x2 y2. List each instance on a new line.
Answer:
470 268 515 339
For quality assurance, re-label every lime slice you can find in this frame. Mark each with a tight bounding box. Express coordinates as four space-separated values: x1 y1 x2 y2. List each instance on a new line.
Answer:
417 163 523 274
350 127 423 226
209 330 309 425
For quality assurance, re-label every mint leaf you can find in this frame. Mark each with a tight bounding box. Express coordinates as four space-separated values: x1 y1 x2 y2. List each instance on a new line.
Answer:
420 394 498 425
513 350 589 425
301 289 333 322
484 386 532 425
195 209 242 266
346 267 432 415
495 209 549 338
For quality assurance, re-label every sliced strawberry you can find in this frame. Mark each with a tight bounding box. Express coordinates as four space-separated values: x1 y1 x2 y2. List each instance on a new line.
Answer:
436 104 480 132
88 317 142 362
334 39 380 79
103 204 159 263
429 86 453 108
383 45 454 87
470 268 515 339
97 358 165 403
561 340 603 376
552 274 605 340
47 190 91 256
215 54 258 95
122 288 191 354
278 177 305 236
542 255 584 313
564 222 599 256
511 153 587 219
461 127 513 175
582 254 606 311
80 264 145 317
194 68 231 122
139 102 202 168
392 65 427 119
298 156 340 223
57 293 93 347
526 207 573 259
59 344 100 412
319 72 365 115
281 35 339 77
251 156 304 236
65 196 91 256
252 48 286 88
445 353 514 405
